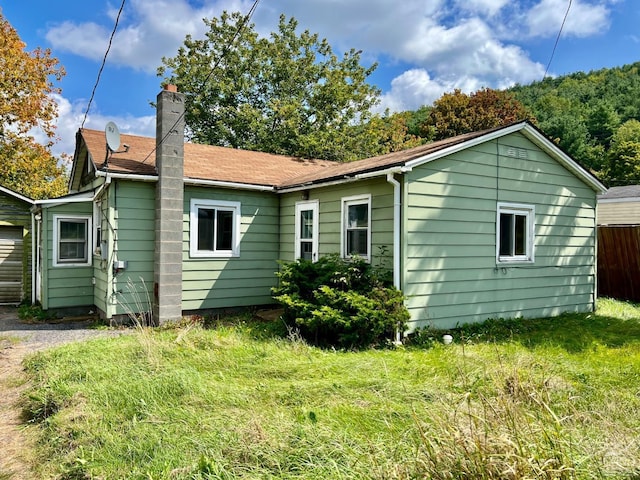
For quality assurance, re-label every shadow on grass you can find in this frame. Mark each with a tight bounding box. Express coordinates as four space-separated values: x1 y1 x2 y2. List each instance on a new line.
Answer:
447 311 640 353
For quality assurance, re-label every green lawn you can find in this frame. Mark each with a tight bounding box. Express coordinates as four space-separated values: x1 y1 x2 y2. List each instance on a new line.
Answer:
21 298 640 479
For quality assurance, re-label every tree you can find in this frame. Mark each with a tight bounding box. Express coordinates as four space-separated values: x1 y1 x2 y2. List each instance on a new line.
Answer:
159 12 386 161
605 119 640 186
0 13 67 199
423 88 534 141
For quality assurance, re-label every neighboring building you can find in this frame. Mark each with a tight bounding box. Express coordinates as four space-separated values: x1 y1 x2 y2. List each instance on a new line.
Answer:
33 86 606 331
597 185 640 225
0 185 34 304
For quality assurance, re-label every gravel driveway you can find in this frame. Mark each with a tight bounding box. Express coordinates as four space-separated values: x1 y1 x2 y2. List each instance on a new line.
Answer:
0 306 130 480
0 306 127 350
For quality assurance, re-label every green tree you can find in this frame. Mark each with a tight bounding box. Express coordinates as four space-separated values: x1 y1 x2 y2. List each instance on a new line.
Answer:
159 12 386 161
0 13 67 199
423 88 533 141
606 119 640 186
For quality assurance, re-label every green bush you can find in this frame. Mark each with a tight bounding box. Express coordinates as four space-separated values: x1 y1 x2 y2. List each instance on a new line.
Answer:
272 255 409 349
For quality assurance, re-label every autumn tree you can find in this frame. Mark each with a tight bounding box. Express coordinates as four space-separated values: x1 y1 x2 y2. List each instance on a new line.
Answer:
0 13 67 199
159 12 409 161
423 88 534 141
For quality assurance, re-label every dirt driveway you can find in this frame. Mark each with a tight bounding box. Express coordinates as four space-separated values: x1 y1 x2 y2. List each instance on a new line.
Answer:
0 307 127 479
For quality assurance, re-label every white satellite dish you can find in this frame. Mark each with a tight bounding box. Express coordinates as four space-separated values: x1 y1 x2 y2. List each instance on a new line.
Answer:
105 121 121 152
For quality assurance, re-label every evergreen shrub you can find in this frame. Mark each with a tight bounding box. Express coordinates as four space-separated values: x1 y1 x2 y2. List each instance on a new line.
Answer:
272 254 409 349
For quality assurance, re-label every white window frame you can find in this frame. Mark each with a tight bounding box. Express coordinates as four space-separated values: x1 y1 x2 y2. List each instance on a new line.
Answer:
295 200 319 261
341 194 371 262
189 199 241 258
93 201 102 256
53 215 92 267
496 202 535 264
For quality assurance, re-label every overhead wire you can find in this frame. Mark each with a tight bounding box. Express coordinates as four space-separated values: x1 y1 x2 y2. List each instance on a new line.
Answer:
80 0 126 130
543 0 572 80
140 0 262 165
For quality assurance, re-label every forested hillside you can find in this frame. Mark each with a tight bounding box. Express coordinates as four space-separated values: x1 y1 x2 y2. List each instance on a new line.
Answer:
402 62 640 187
509 62 640 186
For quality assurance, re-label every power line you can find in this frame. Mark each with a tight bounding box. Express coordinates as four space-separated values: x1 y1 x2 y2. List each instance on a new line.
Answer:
81 0 126 129
543 0 572 80
140 0 262 165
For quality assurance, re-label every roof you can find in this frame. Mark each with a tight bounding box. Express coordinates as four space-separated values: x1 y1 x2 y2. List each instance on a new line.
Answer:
598 185 640 201
80 129 335 187
76 121 606 194
0 184 34 205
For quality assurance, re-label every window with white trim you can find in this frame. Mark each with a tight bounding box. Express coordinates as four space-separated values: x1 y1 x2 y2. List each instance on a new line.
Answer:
53 215 92 267
93 201 102 255
189 199 241 258
341 194 371 261
496 203 535 263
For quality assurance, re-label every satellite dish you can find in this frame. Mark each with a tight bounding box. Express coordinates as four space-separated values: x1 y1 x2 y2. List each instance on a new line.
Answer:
105 121 121 152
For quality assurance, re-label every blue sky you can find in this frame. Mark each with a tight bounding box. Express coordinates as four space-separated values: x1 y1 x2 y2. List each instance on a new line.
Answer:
2 0 639 157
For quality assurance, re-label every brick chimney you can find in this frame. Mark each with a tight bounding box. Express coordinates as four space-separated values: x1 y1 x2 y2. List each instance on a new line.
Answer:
153 85 184 324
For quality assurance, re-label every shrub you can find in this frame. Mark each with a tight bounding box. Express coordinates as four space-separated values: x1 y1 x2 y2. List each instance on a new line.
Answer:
272 255 409 349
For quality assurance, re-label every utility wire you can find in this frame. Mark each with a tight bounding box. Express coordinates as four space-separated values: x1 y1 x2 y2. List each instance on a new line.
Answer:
80 0 126 129
140 0 261 165
543 0 572 80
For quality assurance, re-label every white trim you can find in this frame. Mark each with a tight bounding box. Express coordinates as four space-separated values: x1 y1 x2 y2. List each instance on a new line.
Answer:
52 215 92 267
0 185 34 204
341 194 371 261
189 198 241 258
404 122 606 194
95 170 158 182
496 202 535 264
294 200 319 261
184 177 275 192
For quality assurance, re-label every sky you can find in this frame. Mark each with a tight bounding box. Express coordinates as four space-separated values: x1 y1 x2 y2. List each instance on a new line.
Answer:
2 0 639 158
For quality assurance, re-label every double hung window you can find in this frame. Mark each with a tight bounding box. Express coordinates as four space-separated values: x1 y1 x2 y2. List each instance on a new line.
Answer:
341 194 371 261
53 215 92 266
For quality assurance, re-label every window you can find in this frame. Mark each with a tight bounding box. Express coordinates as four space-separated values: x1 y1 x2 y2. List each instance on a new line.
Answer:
189 199 241 257
295 201 319 261
341 194 371 261
496 203 535 263
53 215 92 267
93 201 102 255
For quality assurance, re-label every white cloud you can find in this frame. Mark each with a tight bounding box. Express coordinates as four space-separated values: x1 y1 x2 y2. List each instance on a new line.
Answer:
526 0 611 38
41 95 155 158
45 0 246 73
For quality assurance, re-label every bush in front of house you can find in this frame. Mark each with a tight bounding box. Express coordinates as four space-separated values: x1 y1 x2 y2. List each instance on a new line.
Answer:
272 254 409 349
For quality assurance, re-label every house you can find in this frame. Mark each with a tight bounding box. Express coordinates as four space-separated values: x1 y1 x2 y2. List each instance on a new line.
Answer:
0 184 34 304
32 86 606 331
597 185 640 225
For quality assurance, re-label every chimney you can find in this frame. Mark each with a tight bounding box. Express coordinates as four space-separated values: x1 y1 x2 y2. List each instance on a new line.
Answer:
153 85 184 324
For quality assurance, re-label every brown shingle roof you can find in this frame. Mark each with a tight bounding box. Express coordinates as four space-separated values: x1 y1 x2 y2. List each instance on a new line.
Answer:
79 124 506 190
81 129 335 187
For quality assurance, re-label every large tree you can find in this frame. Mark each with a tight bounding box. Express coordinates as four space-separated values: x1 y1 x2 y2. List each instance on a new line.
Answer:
0 13 67 199
159 12 401 161
605 119 640 186
422 88 534 141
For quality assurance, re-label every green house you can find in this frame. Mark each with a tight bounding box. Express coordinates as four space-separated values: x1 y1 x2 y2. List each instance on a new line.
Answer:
33 87 606 331
0 185 34 304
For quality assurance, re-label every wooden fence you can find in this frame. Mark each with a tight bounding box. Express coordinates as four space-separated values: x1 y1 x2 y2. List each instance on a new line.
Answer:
598 226 640 302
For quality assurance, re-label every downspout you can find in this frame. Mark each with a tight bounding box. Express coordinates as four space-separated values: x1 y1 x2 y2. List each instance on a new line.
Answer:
386 172 402 343
31 211 36 304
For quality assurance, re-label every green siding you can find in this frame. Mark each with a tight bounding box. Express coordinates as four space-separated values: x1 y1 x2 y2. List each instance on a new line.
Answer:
279 178 394 268
109 181 156 317
41 202 94 309
0 191 32 302
403 132 597 330
182 186 280 310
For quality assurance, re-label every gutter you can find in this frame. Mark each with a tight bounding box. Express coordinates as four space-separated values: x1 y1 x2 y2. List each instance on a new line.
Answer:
95 170 276 192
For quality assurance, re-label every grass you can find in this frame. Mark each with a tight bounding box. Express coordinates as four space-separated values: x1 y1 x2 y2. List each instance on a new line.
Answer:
19 298 640 479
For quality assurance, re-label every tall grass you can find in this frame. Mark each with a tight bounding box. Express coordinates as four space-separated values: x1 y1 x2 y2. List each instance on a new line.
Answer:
20 299 640 479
